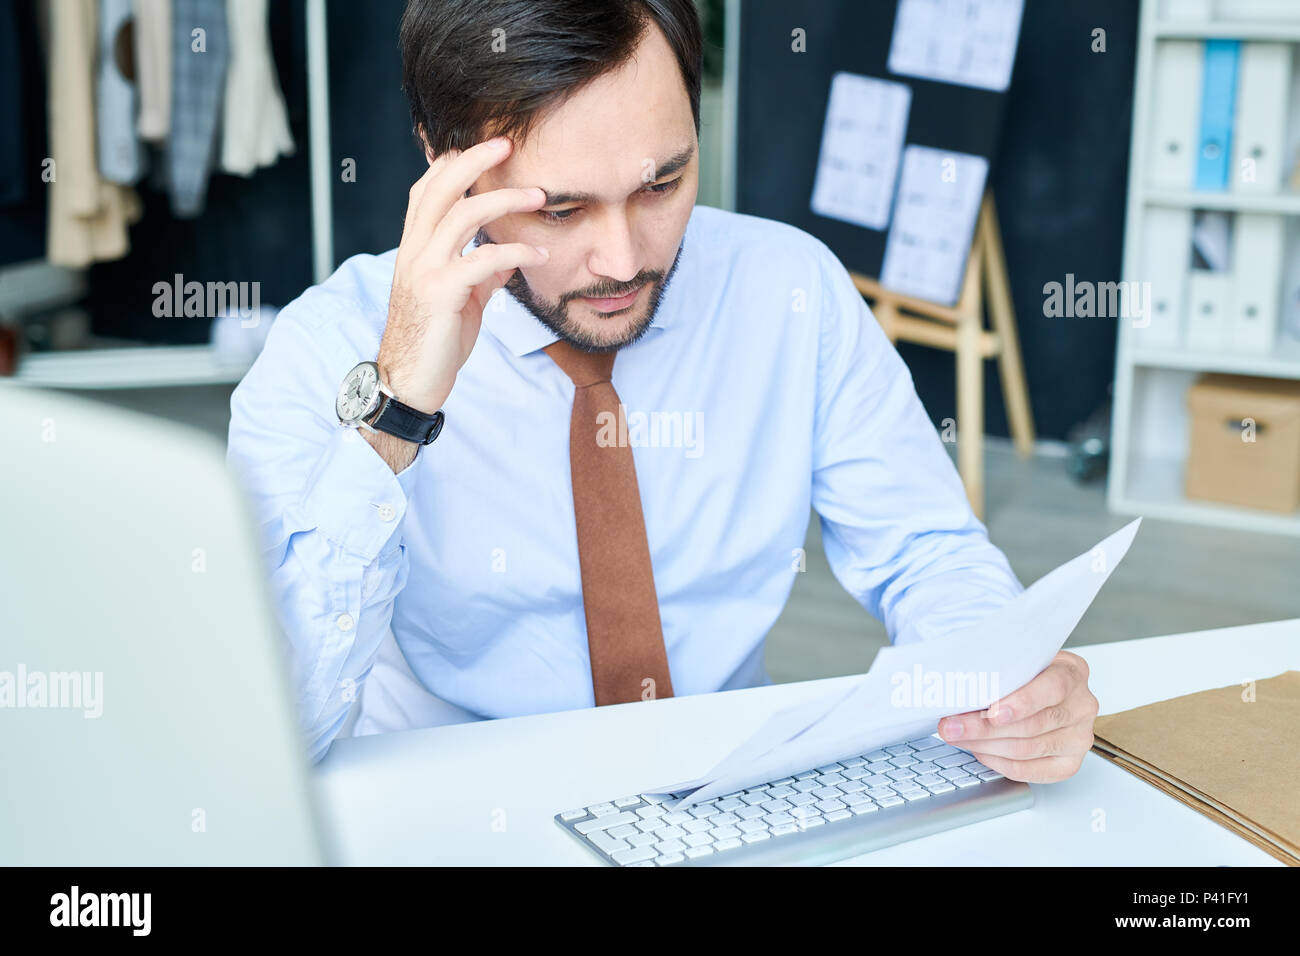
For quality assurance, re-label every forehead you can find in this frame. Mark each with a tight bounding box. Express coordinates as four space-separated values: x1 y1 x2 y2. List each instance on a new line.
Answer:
485 23 696 197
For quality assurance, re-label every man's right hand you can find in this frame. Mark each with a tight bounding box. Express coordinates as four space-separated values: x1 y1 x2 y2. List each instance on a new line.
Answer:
365 136 550 472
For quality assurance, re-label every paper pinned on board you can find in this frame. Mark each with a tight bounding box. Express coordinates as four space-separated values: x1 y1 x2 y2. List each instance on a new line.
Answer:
648 518 1142 808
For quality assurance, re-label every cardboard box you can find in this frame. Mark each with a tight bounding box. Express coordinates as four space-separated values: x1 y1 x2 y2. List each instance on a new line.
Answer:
1185 373 1300 512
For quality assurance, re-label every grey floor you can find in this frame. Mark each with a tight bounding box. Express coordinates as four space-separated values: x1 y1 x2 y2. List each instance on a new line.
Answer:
64 383 1300 685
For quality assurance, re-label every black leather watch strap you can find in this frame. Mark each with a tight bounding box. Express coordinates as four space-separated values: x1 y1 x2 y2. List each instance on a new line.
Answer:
370 395 445 445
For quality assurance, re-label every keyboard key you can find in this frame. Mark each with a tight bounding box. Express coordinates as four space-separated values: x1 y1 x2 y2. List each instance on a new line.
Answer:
887 768 918 782
683 832 713 848
764 812 796 827
614 796 642 808
850 801 879 815
790 806 819 820
591 831 630 854
654 838 686 854
797 816 826 829
867 761 894 774
682 819 712 834
876 795 905 808
911 761 940 775
612 845 658 865
888 755 917 769
709 825 742 841
908 736 943 751
740 792 768 806
627 860 656 867
684 845 714 859
689 804 718 819
953 775 981 788
711 812 740 825
815 799 847 813
642 793 671 805
792 780 819 793
628 832 658 847
767 785 796 799
863 774 894 789
588 802 618 816
608 824 638 839
885 745 913 757
898 788 931 802
838 780 867 794
742 830 772 844
771 823 800 836
978 770 1004 781
715 798 744 812
940 768 971 781
841 766 870 781
788 792 817 807
576 811 638 834
656 852 686 865
925 782 956 794
825 809 852 822
842 792 873 807
924 744 961 759
713 838 743 852
636 818 666 834
914 773 945 786
771 777 795 787
761 798 794 813
936 753 973 769
866 787 898 800
816 772 846 785
840 757 866 769
813 786 843 800
661 811 692 825
794 771 818 781
560 808 587 822
636 804 666 819
738 820 768 834
816 763 844 774
864 750 890 762
736 806 766 821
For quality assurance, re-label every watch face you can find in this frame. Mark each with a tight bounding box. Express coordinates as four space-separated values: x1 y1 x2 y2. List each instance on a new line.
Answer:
336 362 380 423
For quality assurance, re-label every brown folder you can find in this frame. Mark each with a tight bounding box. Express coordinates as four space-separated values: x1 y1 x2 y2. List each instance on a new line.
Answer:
1091 670 1300 866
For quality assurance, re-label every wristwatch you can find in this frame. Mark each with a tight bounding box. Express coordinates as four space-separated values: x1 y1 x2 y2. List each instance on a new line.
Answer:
336 360 444 445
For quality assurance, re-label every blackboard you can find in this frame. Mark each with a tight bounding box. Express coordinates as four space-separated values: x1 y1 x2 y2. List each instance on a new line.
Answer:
736 0 1022 305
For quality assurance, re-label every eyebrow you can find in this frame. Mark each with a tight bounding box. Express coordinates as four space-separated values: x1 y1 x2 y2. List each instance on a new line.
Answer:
538 144 695 207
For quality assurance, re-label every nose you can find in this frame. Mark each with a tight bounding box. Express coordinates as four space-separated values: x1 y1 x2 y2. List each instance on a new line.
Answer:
586 209 641 287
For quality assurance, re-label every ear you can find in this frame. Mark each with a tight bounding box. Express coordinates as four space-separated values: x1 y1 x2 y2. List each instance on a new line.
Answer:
415 124 436 166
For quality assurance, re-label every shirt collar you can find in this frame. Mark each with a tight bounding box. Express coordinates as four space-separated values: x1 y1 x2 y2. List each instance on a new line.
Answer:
475 211 693 358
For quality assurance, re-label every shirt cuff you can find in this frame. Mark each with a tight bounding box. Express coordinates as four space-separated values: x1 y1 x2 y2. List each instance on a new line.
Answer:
298 425 422 561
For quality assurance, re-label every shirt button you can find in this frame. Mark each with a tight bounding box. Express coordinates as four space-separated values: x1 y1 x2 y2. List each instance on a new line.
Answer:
376 503 396 522
336 612 355 632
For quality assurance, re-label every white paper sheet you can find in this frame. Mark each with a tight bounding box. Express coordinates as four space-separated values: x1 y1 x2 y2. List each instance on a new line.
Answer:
648 518 1142 807
809 73 912 230
880 145 988 305
888 0 1025 93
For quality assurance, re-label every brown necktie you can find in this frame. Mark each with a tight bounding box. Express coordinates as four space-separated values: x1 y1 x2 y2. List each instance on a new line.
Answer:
543 340 674 706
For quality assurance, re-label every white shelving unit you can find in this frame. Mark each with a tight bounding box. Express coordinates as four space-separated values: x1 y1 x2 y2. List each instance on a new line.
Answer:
1109 1 1300 536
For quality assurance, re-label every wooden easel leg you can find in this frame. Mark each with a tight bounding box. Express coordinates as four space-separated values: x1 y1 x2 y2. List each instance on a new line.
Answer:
956 307 985 520
979 195 1036 458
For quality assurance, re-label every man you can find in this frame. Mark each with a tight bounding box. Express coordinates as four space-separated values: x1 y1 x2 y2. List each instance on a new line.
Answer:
227 0 1099 779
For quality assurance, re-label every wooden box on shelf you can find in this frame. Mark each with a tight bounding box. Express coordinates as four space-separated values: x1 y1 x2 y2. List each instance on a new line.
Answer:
1184 372 1300 512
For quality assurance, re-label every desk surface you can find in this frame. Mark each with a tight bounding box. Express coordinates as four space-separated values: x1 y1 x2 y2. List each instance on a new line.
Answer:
312 617 1299 865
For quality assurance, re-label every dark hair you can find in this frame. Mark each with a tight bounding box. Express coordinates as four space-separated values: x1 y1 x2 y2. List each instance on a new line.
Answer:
400 0 703 157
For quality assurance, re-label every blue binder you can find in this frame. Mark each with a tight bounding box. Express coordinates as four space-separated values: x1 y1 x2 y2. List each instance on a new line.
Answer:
1195 40 1240 191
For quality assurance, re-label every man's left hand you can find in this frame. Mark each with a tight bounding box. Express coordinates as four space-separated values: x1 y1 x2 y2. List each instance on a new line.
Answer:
936 650 1099 783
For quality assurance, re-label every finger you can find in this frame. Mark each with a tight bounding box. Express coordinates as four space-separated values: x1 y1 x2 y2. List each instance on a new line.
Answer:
450 242 549 292
943 687 1096 741
429 186 547 264
970 749 1088 785
986 654 1084 728
402 154 453 239
411 138 515 250
959 721 1095 761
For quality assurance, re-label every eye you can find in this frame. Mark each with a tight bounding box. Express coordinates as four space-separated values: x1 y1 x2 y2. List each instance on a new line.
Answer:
536 178 683 225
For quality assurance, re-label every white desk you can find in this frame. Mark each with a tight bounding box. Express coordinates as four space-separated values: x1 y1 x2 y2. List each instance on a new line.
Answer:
312 618 1299 865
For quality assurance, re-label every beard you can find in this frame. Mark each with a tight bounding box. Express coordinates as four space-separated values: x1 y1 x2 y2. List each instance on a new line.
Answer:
475 228 686 354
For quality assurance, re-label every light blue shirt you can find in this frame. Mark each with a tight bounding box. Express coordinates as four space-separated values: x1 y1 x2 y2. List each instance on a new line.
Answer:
227 204 1024 764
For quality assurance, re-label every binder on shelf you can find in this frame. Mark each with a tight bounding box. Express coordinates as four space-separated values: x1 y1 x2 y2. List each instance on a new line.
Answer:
1195 40 1240 193
1215 0 1300 21
1231 213 1285 354
1160 0 1213 19
1136 206 1192 350
1186 270 1233 351
1231 43 1291 194
1148 41 1204 190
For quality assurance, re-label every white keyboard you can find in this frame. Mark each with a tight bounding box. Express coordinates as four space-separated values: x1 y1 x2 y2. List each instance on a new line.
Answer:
554 734 1034 866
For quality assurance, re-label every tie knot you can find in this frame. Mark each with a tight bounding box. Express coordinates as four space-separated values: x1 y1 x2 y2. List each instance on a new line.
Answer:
543 339 617 388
